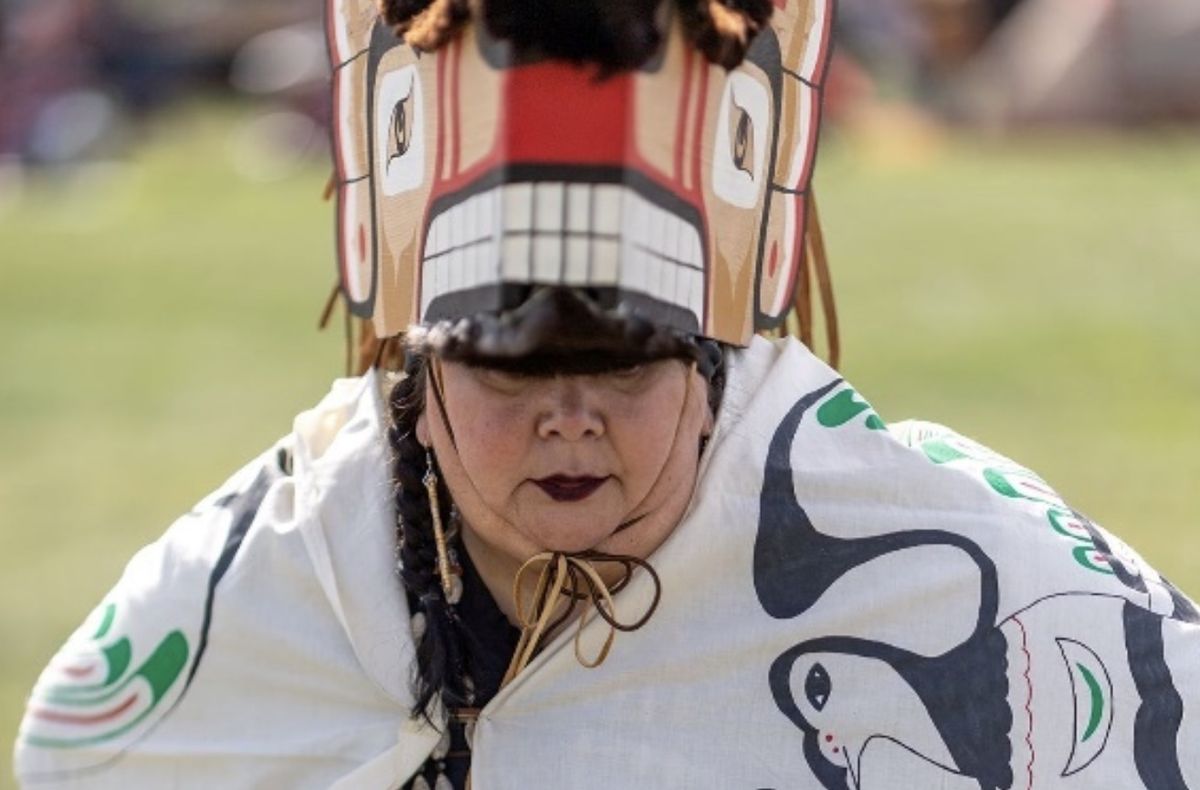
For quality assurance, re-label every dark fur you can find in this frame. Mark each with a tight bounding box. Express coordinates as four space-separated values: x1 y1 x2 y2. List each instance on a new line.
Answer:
377 0 774 69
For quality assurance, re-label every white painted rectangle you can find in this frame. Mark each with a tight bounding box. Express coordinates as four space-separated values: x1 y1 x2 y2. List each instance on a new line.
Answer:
566 184 590 232
591 239 619 285
502 235 531 279
534 182 563 232
532 234 560 282
565 237 589 284
504 183 533 231
592 186 620 236
660 257 676 306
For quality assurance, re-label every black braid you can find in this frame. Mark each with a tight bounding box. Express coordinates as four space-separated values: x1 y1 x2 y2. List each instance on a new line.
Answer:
387 352 474 720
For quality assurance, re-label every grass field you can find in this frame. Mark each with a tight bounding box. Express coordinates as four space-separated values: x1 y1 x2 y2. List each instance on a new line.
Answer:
1 102 1197 785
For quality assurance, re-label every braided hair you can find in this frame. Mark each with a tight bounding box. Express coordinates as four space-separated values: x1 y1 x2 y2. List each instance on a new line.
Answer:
387 352 475 720
378 0 774 70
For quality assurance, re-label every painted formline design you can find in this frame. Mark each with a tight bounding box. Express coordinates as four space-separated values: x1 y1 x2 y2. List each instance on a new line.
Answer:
420 182 705 325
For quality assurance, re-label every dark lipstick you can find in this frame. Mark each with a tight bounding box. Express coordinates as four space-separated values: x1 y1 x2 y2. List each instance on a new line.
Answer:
534 475 608 502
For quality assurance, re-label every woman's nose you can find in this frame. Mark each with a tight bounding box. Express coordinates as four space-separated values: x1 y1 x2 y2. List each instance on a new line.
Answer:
536 377 604 441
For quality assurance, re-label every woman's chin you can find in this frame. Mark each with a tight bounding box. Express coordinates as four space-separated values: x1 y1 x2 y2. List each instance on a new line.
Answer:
517 504 626 555
528 523 619 555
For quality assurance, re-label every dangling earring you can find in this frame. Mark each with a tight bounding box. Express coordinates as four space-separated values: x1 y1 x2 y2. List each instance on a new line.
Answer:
424 448 463 605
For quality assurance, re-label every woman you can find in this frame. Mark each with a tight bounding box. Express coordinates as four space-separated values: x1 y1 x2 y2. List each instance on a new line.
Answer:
388 288 723 788
17 0 1200 788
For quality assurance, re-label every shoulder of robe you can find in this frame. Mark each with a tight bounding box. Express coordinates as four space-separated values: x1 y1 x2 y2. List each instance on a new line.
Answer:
721 337 1198 624
15 373 424 788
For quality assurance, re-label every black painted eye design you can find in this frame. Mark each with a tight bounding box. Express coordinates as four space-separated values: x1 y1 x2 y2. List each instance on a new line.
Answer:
388 94 413 163
730 100 754 176
805 662 831 712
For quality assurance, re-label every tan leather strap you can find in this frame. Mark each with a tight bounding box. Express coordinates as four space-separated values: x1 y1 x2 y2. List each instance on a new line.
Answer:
807 192 840 370
787 190 839 369
501 551 662 688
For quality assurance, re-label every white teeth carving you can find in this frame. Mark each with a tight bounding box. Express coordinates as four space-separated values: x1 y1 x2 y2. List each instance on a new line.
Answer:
592 239 619 283
565 237 589 284
421 182 705 328
532 235 559 282
566 184 590 232
504 183 532 231
593 185 620 231
502 236 530 279
534 182 563 231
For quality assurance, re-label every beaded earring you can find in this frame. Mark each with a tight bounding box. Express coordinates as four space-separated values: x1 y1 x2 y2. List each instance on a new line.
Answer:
424 448 463 605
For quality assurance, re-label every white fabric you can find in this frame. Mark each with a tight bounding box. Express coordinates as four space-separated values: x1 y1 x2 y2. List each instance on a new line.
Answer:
15 376 438 788
15 338 1200 789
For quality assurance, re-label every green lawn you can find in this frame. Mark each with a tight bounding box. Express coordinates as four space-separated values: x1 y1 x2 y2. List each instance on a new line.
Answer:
1 103 1197 785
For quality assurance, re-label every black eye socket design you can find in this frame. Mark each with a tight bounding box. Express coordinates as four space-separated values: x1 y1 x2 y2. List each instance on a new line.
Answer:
805 662 831 712
388 94 413 162
730 100 754 176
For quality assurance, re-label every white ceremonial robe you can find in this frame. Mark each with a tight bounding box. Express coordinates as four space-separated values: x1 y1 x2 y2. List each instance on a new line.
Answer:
16 337 1200 789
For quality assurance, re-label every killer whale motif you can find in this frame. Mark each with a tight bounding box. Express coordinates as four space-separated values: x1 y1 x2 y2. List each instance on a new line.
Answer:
754 382 1196 790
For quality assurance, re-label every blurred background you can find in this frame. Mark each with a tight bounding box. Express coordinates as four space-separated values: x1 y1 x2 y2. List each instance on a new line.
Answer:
1 0 1197 783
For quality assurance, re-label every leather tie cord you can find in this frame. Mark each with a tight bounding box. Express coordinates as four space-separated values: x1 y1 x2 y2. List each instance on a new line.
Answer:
807 192 840 370
790 190 839 370
500 550 662 688
495 366 692 687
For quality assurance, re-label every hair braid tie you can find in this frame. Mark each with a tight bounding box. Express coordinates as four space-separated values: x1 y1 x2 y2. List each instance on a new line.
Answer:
501 551 662 687
378 0 432 28
379 0 470 50
681 0 773 69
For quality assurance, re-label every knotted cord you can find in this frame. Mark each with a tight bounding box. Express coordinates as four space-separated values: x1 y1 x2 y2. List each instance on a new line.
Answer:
501 550 662 688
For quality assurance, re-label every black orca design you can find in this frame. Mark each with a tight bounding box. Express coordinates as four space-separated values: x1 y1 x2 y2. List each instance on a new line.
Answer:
753 382 1192 790
754 381 1010 789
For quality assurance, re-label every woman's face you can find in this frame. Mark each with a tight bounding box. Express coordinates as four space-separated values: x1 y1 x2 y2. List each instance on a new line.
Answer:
417 358 714 569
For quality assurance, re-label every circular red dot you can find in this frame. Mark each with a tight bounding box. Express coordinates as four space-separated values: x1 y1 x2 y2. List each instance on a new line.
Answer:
832 747 840 754
825 734 834 742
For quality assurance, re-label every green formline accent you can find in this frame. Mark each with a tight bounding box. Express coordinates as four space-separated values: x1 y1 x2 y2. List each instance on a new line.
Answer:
42 632 187 708
102 639 131 686
922 440 968 465
91 603 117 640
983 468 1021 498
983 467 1066 510
818 390 870 427
818 389 885 430
1077 662 1105 742
1048 508 1088 541
1072 545 1115 576
141 632 188 703
46 639 132 703
24 696 154 750
28 631 189 748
